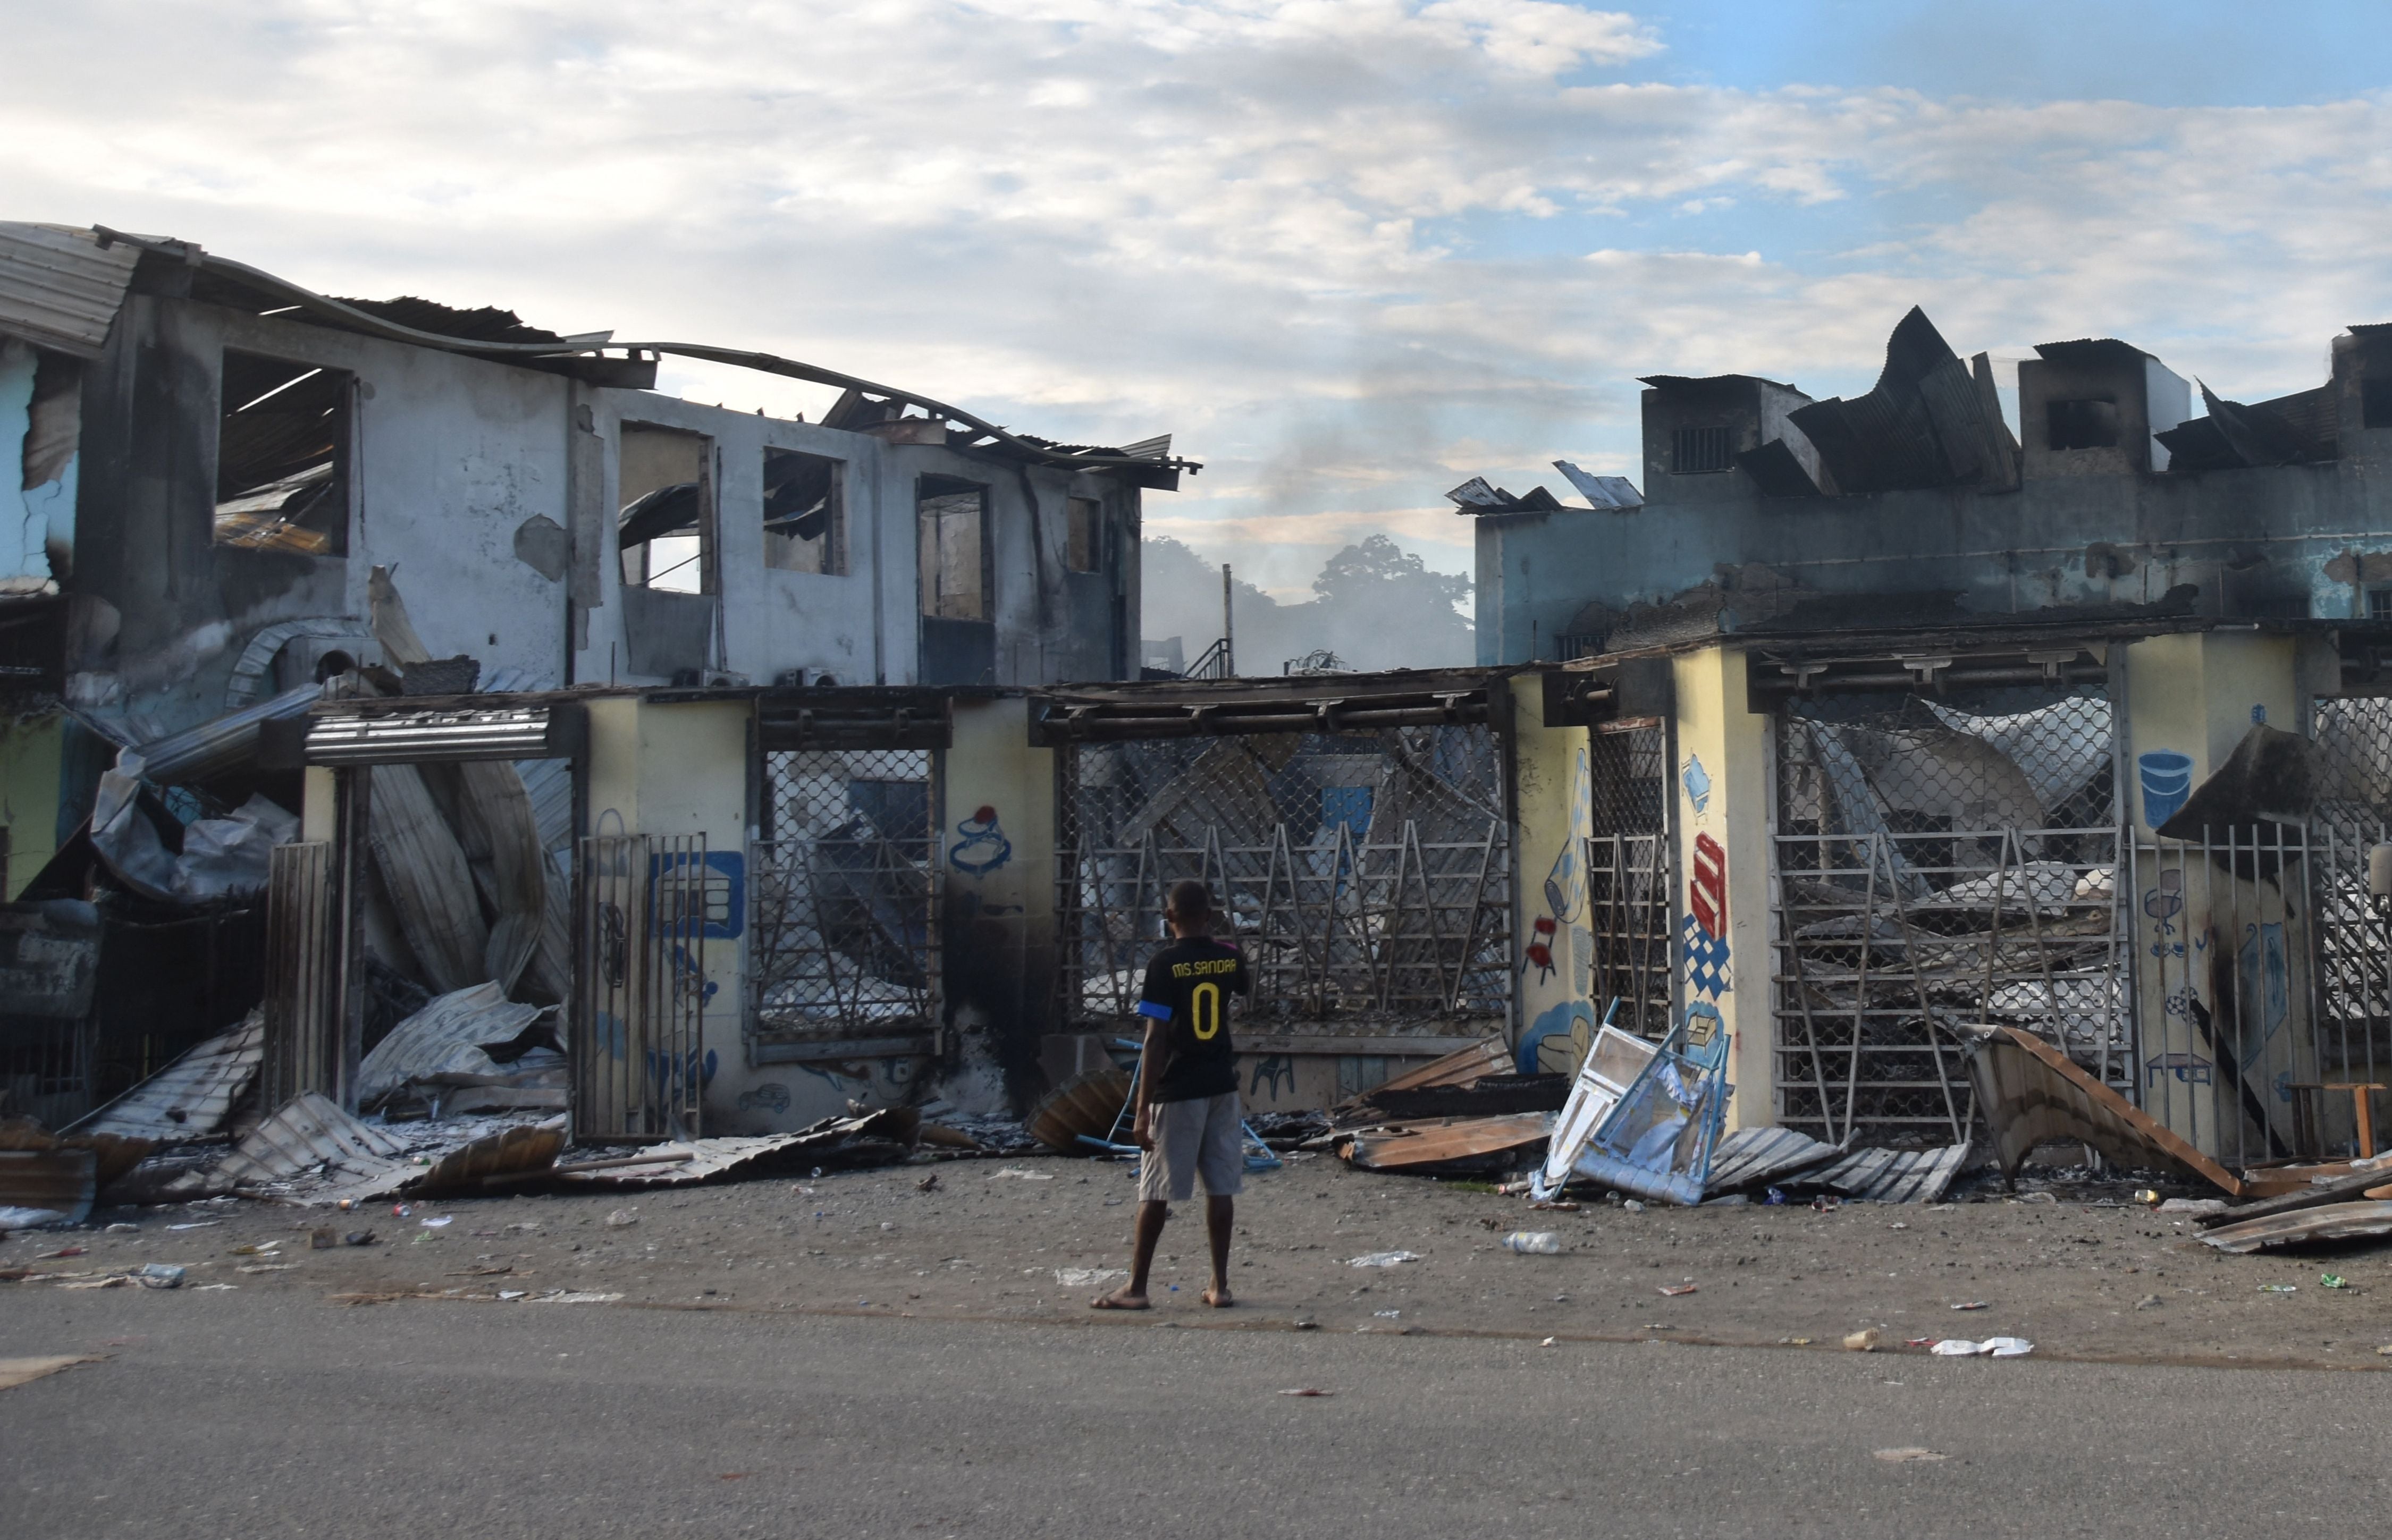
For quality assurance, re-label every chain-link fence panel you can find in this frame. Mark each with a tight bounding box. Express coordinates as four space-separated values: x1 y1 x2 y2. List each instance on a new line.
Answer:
2306 697 2392 1102
749 749 938 1050
1772 687 2127 1147
1057 725 1510 1040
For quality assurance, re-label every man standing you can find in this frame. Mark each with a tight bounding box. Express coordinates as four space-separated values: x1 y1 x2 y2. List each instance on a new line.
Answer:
1093 879 1250 1310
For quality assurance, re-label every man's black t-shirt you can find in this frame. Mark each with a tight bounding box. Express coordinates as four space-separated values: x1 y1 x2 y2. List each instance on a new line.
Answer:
1136 936 1250 1103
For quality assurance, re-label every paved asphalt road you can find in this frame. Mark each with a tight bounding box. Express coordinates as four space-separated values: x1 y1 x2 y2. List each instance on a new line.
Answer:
3 1289 2385 1538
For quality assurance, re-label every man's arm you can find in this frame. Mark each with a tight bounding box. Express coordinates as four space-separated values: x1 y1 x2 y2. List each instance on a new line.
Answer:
1132 1001 1174 1148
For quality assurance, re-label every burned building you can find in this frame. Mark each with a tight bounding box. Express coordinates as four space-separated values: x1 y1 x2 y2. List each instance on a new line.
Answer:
0 220 1186 1123
1458 308 2392 1169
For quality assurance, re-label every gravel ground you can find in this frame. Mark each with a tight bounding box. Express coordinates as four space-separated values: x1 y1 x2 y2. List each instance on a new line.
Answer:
9 1152 2390 1367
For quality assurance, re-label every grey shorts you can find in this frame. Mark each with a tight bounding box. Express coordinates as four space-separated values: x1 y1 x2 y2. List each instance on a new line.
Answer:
1139 1091 1245 1203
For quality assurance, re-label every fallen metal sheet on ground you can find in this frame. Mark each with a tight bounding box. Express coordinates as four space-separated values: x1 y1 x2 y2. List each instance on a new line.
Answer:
1961 1024 2242 1196
2199 1200 2392 1253
2198 1164 2392 1230
1339 1112 1554 1174
1805 1145 1972 1204
1027 1067 1132 1153
75 1012 265 1141
0 1355 101 1392
212 1093 412 1203
558 1109 921 1188
412 1119 568 1195
1704 1126 1842 1195
0 1147 97 1226
1343 1073 1570 1126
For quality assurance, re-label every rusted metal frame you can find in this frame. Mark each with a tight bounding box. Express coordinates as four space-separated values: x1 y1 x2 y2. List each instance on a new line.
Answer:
1446 820 1498 1014
1975 828 2015 1030
1773 837 1843 1147
1586 834 1620 1031
1840 833 1886 1145
2009 831 2069 1066
1259 824 1298 1011
2099 825 2126 1092
1873 830 1969 1146
332 765 373 1112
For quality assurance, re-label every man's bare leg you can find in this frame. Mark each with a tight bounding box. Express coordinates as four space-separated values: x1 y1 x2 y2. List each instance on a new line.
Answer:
1094 1199 1169 1309
1202 1194 1234 1306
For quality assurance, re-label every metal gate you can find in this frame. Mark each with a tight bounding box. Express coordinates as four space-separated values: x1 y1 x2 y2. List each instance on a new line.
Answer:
1056 724 1511 1041
1584 720 1674 1042
747 748 939 1058
1770 688 2127 1147
571 834 708 1139
2302 696 2392 1142
261 840 338 1107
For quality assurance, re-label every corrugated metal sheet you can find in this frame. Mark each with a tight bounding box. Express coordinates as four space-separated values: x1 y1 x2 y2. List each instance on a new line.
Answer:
355 983 543 1109
414 1120 567 1194
213 1091 411 1201
1962 1024 2242 1195
0 223 138 357
0 1147 98 1225
367 762 490 993
137 684 323 784
80 1012 265 1141
2199 1200 2392 1254
1806 1144 1971 1204
1341 1112 1554 1171
558 1109 921 1187
1704 1125 1840 1194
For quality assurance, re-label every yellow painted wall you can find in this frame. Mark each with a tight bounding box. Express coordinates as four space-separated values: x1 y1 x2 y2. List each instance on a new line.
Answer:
1510 674 1595 1074
1675 646 1773 1128
2122 633 2311 1156
0 714 64 899
934 696 1057 1111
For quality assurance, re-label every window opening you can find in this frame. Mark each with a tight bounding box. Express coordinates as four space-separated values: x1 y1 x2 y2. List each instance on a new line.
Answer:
2368 588 2392 622
2364 377 2392 431
763 446 843 575
917 479 988 620
2046 398 2120 451
215 352 351 555
1066 496 1102 573
618 424 714 593
1670 425 1733 475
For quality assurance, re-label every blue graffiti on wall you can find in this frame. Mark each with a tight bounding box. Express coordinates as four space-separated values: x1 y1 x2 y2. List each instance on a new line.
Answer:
950 806 1014 874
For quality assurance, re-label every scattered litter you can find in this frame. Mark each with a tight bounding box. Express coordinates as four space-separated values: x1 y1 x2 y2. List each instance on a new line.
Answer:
1843 1329 1882 1352
1500 1232 1562 1255
1374 1309 1402 1318
58 1276 128 1290
1781 1336 1812 1346
134 1263 186 1290
1540 1336 1557 1347
1949 1301 1988 1311
237 1264 297 1274
0 1207 71 1230
497 1290 528 1300
916 1174 939 1194
309 1228 337 1249
2134 1294 2162 1310
192 1283 238 1291
1346 1251 1421 1268
604 1209 639 1228
1659 1283 1698 1297
392 1205 411 1218
343 1231 376 1247
2259 1283 2298 1293
163 1221 220 1231
2158 1198 2228 1216
525 1290 624 1305
229 1243 275 1256
32 1247 85 1260
420 1216 453 1228
104 1222 137 1233
1931 1337 2034 1357
2320 1274 2350 1290
1874 1448 1947 1463
1622 1199 1646 1213
1277 1388 1333 1397
1053 1267 1126 1289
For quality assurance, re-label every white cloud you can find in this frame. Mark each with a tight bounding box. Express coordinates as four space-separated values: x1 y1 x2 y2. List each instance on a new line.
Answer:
2 3 2388 637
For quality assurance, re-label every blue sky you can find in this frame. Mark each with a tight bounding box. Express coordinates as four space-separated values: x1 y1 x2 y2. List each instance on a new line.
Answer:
2 1 2386 615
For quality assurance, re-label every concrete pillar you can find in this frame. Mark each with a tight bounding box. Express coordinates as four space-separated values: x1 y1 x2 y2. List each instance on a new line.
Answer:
1509 675 1597 1073
1673 645 1774 1129
938 696 1056 1111
2121 631 2312 1156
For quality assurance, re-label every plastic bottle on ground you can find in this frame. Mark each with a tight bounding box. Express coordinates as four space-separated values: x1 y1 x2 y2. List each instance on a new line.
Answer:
1501 1231 1563 1255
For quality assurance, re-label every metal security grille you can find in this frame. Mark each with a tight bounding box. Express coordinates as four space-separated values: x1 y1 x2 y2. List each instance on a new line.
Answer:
1057 725 1510 1039
1585 721 1674 1040
261 841 338 1108
749 749 938 1053
2304 697 2392 1110
1771 688 2126 1147
571 834 708 1139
